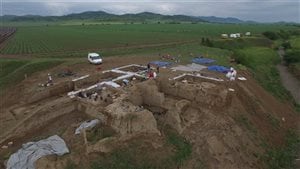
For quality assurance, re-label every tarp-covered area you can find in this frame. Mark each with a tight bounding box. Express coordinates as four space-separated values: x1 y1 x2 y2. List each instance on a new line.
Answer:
7 135 69 169
149 61 172 67
171 63 207 72
192 57 215 64
207 65 230 73
75 119 100 135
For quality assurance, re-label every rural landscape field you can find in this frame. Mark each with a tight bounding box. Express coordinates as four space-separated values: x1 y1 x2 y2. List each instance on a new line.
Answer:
0 2 300 169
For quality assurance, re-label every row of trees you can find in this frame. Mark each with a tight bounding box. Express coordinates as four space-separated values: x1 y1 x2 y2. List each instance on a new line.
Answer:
201 38 213 47
284 50 300 65
263 30 300 40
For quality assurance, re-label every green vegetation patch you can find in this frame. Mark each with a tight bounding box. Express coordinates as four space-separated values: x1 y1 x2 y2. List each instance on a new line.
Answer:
235 115 257 133
284 50 300 65
234 47 290 100
266 114 280 130
290 36 300 49
86 125 116 144
0 60 29 78
213 37 273 50
1 24 296 56
263 130 300 169
64 160 78 169
89 128 192 169
0 59 63 90
152 43 232 65
166 127 192 165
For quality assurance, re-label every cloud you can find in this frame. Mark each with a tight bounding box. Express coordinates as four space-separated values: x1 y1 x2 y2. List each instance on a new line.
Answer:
43 2 71 16
1 0 300 22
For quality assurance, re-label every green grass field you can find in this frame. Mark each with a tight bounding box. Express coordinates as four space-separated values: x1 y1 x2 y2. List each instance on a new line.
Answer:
0 23 298 98
234 47 291 99
0 59 63 90
0 23 297 56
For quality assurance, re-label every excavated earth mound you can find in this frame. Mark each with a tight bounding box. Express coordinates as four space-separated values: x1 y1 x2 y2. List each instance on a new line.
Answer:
0 65 298 169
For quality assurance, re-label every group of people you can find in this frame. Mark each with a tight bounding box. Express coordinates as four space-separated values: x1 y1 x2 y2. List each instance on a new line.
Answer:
226 67 237 81
147 63 159 79
78 91 99 101
160 53 181 63
39 73 53 87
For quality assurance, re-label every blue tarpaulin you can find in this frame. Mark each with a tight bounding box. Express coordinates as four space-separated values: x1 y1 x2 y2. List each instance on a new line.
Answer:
192 57 216 64
207 65 230 73
149 61 172 67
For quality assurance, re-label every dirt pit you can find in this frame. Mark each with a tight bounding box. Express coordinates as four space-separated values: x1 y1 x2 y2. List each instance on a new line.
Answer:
117 65 147 73
73 71 125 90
114 75 147 86
76 85 120 107
0 110 90 169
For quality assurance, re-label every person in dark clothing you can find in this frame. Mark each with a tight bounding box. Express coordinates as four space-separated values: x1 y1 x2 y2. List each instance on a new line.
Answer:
147 63 151 72
156 66 160 73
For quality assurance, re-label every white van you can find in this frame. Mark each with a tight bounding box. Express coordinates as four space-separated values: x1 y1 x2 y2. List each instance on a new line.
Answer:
88 53 102 64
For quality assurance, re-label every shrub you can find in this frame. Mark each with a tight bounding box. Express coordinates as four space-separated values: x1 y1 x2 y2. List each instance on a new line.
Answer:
263 130 300 169
284 50 300 65
263 31 279 40
281 41 292 49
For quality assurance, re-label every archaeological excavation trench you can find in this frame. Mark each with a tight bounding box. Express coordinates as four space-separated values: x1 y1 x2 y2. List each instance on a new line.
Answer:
2 64 269 169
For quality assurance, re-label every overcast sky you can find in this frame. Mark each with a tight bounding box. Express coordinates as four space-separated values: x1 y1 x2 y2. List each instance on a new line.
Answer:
1 0 299 22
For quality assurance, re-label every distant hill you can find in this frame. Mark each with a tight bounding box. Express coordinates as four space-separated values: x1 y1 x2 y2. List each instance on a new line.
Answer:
198 16 255 24
0 11 206 23
7 11 287 24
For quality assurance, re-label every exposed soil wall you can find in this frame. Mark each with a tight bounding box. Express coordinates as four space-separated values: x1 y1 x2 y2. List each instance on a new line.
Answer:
159 78 232 109
27 81 74 103
0 98 78 145
105 96 160 136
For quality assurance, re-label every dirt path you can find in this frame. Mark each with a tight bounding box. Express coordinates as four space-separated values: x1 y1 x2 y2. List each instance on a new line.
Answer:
276 48 300 167
276 49 300 104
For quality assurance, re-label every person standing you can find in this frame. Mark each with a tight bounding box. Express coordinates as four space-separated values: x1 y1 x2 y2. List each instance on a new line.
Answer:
147 63 151 72
47 73 53 86
148 70 154 78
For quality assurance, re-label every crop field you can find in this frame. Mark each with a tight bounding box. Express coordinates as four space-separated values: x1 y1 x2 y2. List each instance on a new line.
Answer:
0 23 297 56
0 27 16 45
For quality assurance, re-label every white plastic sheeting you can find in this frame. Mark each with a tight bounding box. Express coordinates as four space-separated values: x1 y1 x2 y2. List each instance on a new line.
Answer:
172 73 224 82
68 64 148 98
72 75 90 82
171 63 207 72
7 135 69 169
238 77 247 81
67 81 120 98
75 119 100 135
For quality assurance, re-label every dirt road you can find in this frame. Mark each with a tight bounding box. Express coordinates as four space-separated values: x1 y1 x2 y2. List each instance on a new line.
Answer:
276 49 300 104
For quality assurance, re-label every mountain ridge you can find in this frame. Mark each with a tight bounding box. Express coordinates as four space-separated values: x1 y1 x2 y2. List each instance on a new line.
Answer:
0 11 262 24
